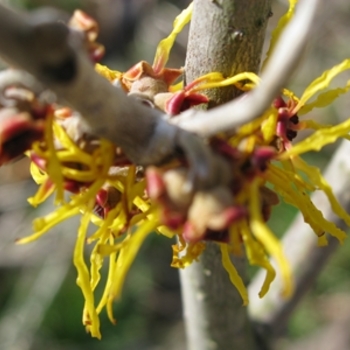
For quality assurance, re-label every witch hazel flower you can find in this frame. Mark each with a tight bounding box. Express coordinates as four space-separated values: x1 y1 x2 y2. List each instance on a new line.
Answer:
1 0 350 338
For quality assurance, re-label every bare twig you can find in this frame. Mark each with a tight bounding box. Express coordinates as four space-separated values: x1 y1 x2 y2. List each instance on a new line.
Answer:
248 140 350 338
173 0 319 137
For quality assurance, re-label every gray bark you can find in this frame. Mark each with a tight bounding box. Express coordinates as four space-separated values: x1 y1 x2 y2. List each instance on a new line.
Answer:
180 1 271 349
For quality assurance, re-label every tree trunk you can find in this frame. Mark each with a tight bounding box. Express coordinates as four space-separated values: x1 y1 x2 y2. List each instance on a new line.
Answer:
180 1 271 349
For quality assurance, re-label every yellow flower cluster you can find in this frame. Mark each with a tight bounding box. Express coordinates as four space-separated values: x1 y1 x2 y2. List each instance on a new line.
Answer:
11 0 350 338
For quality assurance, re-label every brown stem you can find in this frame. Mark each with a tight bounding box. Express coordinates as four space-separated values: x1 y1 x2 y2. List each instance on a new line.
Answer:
180 1 271 349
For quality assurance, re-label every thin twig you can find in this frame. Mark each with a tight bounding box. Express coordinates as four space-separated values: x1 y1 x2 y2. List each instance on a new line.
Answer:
248 140 350 338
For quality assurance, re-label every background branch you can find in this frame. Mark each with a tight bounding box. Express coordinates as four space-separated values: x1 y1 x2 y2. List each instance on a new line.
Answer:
248 140 350 339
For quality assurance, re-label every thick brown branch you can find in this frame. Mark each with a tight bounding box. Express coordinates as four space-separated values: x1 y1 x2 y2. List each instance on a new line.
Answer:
179 1 271 350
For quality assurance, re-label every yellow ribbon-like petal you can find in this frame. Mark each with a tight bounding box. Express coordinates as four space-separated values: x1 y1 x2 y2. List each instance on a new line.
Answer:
96 236 118 315
220 243 249 305
95 63 123 82
171 235 205 268
74 212 101 339
249 178 293 298
293 156 350 227
281 118 350 158
45 115 64 204
153 3 193 72
263 0 298 68
240 221 276 298
297 59 350 112
267 165 347 243
189 71 259 93
106 219 158 323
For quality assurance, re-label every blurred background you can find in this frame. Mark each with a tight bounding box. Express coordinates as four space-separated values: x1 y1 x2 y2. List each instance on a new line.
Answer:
0 0 350 349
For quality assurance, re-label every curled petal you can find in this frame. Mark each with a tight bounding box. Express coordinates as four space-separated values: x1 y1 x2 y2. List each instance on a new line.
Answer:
74 212 101 338
0 110 45 165
152 3 193 73
187 71 259 93
165 92 209 115
220 243 249 306
281 118 350 158
69 10 105 62
95 64 123 83
249 178 293 298
123 61 154 82
296 59 350 112
262 0 297 68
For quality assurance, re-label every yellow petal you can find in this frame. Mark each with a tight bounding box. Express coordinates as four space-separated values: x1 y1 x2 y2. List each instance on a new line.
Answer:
300 119 333 131
220 243 249 305
237 108 273 139
296 59 350 112
95 63 122 82
171 235 205 268
89 209 119 291
29 161 48 185
249 178 293 298
267 165 347 243
97 242 124 256
90 234 108 292
281 118 350 158
169 80 184 92
106 219 157 323
293 156 350 227
16 205 81 244
262 0 298 68
27 178 55 207
239 221 276 298
45 115 64 204
152 3 193 72
74 212 101 339
190 72 259 93
96 236 118 315
261 110 279 143
282 88 299 103
300 82 350 115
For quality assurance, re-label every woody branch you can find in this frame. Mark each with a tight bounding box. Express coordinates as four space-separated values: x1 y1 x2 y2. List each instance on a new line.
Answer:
0 0 317 167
